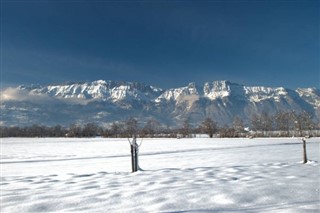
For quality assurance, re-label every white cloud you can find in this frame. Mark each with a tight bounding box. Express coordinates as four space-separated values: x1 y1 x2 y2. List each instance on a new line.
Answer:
1 87 90 105
1 87 40 101
1 87 56 104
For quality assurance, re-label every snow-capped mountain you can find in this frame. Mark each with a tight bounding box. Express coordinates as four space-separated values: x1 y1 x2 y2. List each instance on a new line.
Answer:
1 80 319 127
18 80 163 101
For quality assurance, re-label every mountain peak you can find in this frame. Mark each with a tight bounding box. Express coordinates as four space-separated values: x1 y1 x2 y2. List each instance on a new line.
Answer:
188 82 196 88
92 80 107 85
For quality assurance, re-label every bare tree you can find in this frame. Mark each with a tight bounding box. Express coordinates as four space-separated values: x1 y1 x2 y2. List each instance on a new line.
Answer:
141 119 161 137
200 118 217 138
67 124 82 137
29 124 47 137
126 117 139 138
51 125 65 137
82 123 99 137
180 118 191 138
233 116 244 136
275 111 291 136
218 125 236 138
109 122 125 137
297 111 314 136
250 113 262 132
250 112 273 136
260 111 273 136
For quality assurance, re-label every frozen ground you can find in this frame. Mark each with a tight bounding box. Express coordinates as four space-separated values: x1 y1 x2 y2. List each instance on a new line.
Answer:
1 137 319 212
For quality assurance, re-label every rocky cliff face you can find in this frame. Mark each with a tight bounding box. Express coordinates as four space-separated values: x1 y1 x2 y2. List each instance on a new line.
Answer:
1 80 319 127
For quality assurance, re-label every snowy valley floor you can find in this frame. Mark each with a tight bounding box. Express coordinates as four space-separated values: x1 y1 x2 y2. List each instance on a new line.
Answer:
1 138 319 213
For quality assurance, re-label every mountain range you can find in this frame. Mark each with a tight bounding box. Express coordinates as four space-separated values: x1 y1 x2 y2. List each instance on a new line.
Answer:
1 80 319 127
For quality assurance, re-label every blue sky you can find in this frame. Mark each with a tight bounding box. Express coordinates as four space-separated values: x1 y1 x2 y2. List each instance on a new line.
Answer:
1 0 319 89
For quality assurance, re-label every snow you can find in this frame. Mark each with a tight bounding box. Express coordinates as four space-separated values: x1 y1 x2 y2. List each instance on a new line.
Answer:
1 138 319 213
244 86 288 102
203 81 232 100
155 83 199 103
296 88 320 108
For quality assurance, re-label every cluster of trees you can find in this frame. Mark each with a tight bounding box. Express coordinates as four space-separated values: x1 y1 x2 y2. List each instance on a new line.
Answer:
0 125 67 137
1 111 318 138
249 111 316 137
0 123 102 138
177 110 317 138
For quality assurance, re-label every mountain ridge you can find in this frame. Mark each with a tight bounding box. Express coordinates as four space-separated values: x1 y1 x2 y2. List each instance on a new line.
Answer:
1 80 319 127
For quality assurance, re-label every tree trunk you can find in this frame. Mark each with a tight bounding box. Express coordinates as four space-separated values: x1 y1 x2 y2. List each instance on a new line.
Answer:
134 146 138 172
130 144 135 172
130 136 139 172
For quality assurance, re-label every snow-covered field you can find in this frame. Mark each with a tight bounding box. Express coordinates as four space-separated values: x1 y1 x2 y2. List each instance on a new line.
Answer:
1 137 319 213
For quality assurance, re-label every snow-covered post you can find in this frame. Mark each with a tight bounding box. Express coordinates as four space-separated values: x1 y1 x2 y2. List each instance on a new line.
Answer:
130 137 135 172
295 119 308 164
129 135 140 172
130 135 136 172
126 117 142 172
302 137 308 164
134 137 139 172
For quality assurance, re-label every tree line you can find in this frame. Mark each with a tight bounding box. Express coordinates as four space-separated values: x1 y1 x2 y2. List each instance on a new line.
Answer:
1 111 318 138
